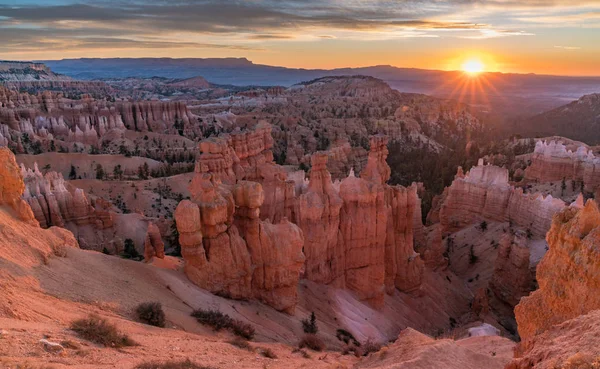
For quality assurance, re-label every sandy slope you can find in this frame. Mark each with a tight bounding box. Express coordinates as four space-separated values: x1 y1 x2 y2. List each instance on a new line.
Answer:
0 206 515 368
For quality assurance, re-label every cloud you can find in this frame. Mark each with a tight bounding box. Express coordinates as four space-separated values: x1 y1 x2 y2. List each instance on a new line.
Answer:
554 45 582 50
0 0 594 54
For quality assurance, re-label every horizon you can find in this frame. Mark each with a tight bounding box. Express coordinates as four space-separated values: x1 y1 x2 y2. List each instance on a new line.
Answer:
0 1 599 77
7 57 600 79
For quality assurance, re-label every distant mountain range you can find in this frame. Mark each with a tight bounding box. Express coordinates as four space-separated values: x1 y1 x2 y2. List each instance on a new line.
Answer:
518 93 600 145
40 58 600 119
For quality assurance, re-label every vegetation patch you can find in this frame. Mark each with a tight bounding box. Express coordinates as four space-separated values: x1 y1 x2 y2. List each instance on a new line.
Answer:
135 302 166 328
70 314 136 348
191 308 255 340
298 334 325 352
134 359 215 369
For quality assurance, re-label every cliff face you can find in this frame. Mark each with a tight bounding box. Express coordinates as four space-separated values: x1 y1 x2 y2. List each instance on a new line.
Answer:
514 200 600 340
525 140 600 193
176 124 425 311
0 147 38 225
0 86 194 150
438 159 566 237
0 146 79 259
506 200 600 368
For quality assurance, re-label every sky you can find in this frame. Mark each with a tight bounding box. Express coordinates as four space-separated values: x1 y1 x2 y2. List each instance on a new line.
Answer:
0 0 599 76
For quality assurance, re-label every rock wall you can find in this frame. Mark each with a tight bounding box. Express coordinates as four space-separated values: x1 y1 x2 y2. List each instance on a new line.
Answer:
438 159 566 237
525 140 600 193
0 147 38 224
514 200 600 340
489 231 534 308
0 86 195 149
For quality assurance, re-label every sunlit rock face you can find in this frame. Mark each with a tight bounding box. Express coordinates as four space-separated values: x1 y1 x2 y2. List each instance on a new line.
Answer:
176 169 304 314
525 140 600 193
438 159 566 238
515 200 600 340
177 124 425 310
0 147 38 225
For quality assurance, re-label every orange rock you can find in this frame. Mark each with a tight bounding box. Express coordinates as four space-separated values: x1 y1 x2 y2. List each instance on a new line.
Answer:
514 200 600 340
144 222 165 261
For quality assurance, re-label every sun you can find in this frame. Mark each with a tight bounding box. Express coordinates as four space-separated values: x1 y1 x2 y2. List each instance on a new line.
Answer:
461 58 485 75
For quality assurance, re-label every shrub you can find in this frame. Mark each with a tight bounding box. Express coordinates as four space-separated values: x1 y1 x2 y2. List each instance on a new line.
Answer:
134 359 215 369
301 312 318 334
136 302 166 328
341 343 362 357
258 347 277 359
336 328 360 346
228 338 253 351
191 309 231 331
191 308 255 340
298 334 325 352
360 338 382 356
292 348 311 359
229 319 256 340
479 221 488 231
70 314 136 348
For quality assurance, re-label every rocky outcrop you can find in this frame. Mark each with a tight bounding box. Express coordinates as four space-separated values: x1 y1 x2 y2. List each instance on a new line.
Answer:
438 160 566 237
195 122 294 223
144 222 165 261
178 126 425 311
18 163 126 252
295 136 424 307
514 200 600 340
176 170 304 313
0 147 38 224
489 231 534 308
525 140 600 193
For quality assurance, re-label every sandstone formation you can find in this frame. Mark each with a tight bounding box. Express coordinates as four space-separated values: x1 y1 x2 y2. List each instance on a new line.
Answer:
525 140 600 194
144 222 165 261
514 200 600 340
0 147 38 224
489 231 534 308
177 126 425 310
437 159 566 237
17 162 129 252
0 86 195 152
176 170 304 313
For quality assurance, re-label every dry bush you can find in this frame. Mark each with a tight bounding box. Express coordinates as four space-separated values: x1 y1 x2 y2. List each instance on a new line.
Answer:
361 338 382 357
229 319 255 340
336 328 360 346
341 343 362 357
228 337 253 351
191 309 231 331
191 309 255 340
134 359 215 369
298 334 325 352
258 347 277 359
292 348 311 359
70 314 136 348
136 302 166 328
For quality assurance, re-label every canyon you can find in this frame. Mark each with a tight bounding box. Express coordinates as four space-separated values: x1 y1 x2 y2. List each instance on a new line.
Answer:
1 60 600 368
